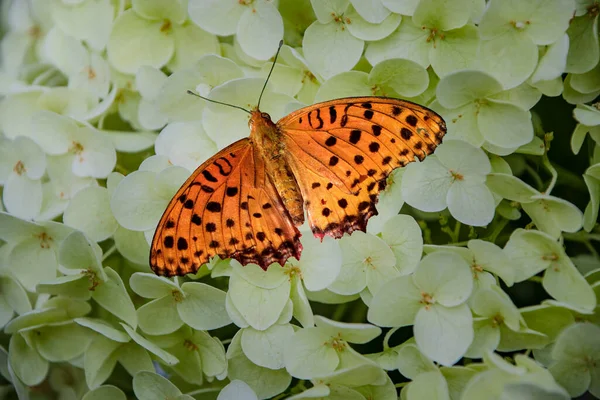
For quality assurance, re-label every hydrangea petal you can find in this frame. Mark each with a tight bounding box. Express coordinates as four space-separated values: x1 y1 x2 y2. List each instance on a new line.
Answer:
3 174 42 220
478 100 534 148
237 1 284 61
381 215 423 275
436 70 503 109
137 295 182 335
303 21 363 79
414 303 473 366
446 178 495 226
241 324 294 369
401 156 452 212
429 24 480 78
369 58 428 98
178 282 231 330
188 0 245 36
299 235 342 291
413 0 472 31
365 19 429 67
414 251 473 307
63 186 118 242
367 276 422 327
107 10 174 74
283 327 339 379
345 6 400 41
565 14 599 74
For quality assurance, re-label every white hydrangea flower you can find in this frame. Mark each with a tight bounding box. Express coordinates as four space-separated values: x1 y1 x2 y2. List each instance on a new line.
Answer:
402 139 496 226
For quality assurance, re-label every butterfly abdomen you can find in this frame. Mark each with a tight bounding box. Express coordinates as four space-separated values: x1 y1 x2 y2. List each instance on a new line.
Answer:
250 111 305 227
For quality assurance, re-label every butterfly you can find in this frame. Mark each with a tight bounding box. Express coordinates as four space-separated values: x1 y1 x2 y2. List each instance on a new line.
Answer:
150 48 446 277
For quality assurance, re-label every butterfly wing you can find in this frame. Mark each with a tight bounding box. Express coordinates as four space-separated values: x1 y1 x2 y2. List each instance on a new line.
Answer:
150 138 302 276
278 96 446 238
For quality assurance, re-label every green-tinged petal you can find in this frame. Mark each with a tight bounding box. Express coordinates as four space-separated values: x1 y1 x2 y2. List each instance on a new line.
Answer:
396 342 437 379
525 195 582 238
241 324 294 369
571 63 600 94
303 20 363 79
84 336 121 389
414 303 473 366
414 0 472 31
93 267 138 328
437 70 503 108
137 295 183 335
178 282 231 330
468 239 515 286
367 275 422 327
298 234 342 291
3 174 43 220
283 327 340 379
565 14 599 74
110 168 188 231
315 315 381 344
310 0 350 23
531 34 570 83
349 0 390 23
346 6 400 41
486 173 538 203
479 0 574 45
478 31 538 89
464 318 501 358
237 1 283 60
188 0 245 36
217 380 258 400
369 58 428 97
430 24 480 78
520 305 574 342
63 186 118 242
414 251 473 307
75 317 131 343
430 101 483 146
229 271 291 331
129 272 180 299
470 286 520 331
401 156 452 212
314 71 371 103
170 22 219 71
132 0 186 22
489 82 542 111
193 330 227 377
446 179 495 226
381 215 423 275
41 27 89 76
405 370 450 400
365 19 430 67
290 276 314 328
9 237 59 292
107 10 174 74
51 0 114 51
478 100 533 148
230 260 288 289
34 322 93 362
9 333 48 386
543 257 596 313
0 275 31 315
82 385 127 400
504 229 559 282
133 371 182 400
114 226 150 266
121 324 178 365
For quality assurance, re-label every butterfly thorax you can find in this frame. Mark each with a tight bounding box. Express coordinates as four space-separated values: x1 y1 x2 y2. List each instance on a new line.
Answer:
249 110 305 226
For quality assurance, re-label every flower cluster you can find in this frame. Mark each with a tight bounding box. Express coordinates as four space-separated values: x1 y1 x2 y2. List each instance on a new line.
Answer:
1 0 599 399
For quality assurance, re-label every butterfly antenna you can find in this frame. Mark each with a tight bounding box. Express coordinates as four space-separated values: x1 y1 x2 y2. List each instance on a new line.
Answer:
186 90 251 114
257 40 284 110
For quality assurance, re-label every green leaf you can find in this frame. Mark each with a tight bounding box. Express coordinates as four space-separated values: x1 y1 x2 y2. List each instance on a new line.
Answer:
178 282 231 330
93 267 138 328
9 333 48 386
133 371 182 400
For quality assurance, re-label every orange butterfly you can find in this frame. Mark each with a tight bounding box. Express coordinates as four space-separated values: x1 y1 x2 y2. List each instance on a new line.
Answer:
150 45 446 276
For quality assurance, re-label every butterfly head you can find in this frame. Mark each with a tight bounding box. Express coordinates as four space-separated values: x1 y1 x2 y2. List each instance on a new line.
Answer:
249 109 276 130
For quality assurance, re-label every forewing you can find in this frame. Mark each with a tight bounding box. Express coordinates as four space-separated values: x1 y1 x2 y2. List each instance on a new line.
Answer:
150 139 302 276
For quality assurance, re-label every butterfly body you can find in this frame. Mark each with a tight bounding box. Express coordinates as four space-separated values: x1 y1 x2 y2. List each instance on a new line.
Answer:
150 97 446 276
